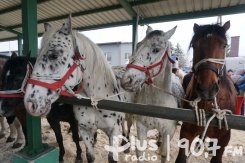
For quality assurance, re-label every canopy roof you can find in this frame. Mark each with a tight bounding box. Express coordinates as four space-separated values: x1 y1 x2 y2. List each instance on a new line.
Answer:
0 0 244 41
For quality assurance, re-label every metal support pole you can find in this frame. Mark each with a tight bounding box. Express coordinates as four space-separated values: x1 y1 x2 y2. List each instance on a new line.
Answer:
13 0 58 162
132 16 139 55
21 0 43 152
17 35 22 56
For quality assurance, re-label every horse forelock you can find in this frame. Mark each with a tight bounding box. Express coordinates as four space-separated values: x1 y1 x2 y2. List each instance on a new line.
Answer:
189 24 227 49
146 30 164 39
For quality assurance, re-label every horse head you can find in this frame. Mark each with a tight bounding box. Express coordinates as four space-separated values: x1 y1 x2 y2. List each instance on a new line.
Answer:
0 56 34 117
24 15 83 116
121 26 177 91
190 21 230 100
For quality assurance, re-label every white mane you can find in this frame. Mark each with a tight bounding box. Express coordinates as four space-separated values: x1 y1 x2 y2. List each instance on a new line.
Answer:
73 31 117 87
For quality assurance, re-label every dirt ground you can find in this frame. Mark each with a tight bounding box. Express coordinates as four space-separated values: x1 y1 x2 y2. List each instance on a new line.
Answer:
0 117 245 163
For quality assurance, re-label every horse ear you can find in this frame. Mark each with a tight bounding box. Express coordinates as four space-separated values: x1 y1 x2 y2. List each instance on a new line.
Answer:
26 51 31 58
193 23 199 33
44 22 52 32
164 26 177 40
11 52 17 58
60 15 72 35
146 25 153 35
223 21 230 32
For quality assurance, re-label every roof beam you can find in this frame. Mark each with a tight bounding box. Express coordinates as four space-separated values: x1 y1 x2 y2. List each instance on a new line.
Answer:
117 0 137 17
0 24 22 35
2 0 162 31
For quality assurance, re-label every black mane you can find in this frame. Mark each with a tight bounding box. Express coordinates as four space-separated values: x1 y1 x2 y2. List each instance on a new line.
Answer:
1 56 36 84
189 24 227 49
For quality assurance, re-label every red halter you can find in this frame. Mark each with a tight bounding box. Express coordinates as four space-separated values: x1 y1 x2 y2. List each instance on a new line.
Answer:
126 47 175 85
27 53 85 97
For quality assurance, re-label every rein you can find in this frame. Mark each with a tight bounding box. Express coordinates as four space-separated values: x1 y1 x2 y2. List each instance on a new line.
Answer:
127 46 175 85
27 53 85 97
0 62 33 98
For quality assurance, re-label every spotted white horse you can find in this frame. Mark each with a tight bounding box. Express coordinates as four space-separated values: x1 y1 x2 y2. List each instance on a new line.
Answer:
24 16 136 163
121 26 184 163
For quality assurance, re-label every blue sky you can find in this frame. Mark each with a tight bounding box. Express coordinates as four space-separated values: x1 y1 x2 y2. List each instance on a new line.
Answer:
1 13 244 60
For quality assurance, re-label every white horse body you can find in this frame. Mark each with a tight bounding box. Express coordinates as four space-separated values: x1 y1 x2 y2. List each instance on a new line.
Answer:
71 37 137 161
24 16 136 163
121 26 184 163
134 58 179 163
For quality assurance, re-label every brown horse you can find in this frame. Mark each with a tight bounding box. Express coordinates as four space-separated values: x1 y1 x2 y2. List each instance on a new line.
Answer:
175 21 237 163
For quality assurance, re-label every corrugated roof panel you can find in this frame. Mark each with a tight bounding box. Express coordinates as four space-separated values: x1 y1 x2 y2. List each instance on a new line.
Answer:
137 2 170 18
211 0 221 9
202 0 212 10
220 0 230 7
0 31 16 39
176 0 187 13
85 14 103 25
0 0 20 10
184 0 194 12
0 10 22 26
109 9 131 21
240 0 245 5
162 1 172 15
194 0 202 11
230 0 242 6
151 3 164 16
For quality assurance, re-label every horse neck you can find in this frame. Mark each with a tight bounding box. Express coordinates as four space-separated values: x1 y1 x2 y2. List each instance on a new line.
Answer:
75 33 119 99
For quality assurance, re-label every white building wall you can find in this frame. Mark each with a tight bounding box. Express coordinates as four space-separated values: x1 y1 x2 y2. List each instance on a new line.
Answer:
98 42 132 66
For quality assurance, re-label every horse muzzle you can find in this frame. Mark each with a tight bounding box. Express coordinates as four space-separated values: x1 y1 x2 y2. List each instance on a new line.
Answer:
25 98 51 116
195 82 219 100
121 70 146 92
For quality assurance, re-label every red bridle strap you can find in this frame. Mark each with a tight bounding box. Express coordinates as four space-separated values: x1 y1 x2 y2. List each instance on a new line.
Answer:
0 93 24 98
27 62 84 97
126 49 174 85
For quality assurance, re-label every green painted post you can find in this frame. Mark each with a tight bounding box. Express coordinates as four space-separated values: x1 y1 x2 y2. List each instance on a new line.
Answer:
18 34 22 56
132 16 139 55
21 0 43 152
13 0 58 162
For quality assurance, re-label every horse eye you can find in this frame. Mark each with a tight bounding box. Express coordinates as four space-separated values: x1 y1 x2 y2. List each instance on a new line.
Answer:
152 48 160 53
48 54 58 60
223 44 228 49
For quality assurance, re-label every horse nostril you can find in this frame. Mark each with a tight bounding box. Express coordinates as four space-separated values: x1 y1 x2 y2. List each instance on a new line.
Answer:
128 77 133 84
27 101 36 113
196 83 204 92
213 83 219 92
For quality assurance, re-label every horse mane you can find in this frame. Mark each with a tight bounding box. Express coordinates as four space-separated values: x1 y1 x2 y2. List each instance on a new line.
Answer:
189 23 227 49
73 31 117 86
220 65 234 93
